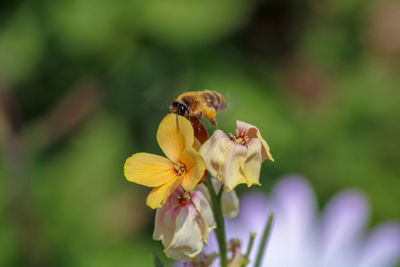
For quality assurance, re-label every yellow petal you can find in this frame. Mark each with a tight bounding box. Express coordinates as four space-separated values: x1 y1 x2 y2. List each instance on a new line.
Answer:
157 114 194 163
146 177 184 209
180 148 206 192
241 139 262 187
124 153 177 187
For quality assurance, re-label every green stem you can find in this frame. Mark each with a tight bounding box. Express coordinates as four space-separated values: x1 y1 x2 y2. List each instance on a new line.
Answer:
205 178 228 267
254 213 274 267
245 232 257 260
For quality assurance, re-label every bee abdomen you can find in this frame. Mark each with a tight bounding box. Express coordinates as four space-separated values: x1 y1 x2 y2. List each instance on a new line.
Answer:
202 90 226 111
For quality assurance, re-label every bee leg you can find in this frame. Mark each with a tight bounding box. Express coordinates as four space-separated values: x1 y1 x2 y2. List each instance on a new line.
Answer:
202 107 217 128
210 118 217 128
197 112 203 130
187 104 191 121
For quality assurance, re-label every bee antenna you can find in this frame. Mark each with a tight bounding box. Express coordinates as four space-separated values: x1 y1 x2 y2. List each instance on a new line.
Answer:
176 113 180 130
187 104 191 121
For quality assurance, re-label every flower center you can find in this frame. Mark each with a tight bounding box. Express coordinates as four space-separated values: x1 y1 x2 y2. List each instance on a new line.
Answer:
229 132 250 145
178 191 191 206
174 163 186 176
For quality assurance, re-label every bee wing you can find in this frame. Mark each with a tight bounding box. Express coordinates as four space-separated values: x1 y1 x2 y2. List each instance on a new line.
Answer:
141 87 174 113
222 89 230 110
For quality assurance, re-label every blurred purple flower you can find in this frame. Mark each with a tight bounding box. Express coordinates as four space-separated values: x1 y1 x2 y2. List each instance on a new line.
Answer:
206 175 400 267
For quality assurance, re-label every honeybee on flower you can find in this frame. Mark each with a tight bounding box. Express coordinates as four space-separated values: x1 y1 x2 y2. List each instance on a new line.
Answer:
170 90 226 143
123 90 274 266
170 90 226 128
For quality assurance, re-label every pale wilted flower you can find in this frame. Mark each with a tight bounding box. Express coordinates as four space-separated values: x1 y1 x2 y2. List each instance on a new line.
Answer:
154 187 216 260
199 120 273 191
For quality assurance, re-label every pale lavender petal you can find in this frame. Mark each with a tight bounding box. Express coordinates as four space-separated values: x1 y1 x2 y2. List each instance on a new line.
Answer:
203 217 251 253
321 190 369 267
197 175 400 267
224 215 269 267
202 229 218 254
358 222 400 267
174 261 184 267
264 175 319 267
238 192 271 231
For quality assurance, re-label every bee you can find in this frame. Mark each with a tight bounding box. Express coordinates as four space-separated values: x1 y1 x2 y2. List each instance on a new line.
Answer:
170 90 226 128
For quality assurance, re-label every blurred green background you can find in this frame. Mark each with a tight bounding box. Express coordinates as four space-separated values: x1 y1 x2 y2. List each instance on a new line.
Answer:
1 0 400 266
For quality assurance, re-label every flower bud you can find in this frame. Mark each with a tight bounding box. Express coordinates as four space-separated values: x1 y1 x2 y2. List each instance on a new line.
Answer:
199 178 239 218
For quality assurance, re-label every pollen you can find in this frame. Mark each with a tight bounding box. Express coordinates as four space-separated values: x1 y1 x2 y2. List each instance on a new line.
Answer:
174 163 186 176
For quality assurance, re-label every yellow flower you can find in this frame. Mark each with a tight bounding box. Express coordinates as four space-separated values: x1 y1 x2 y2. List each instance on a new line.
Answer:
124 114 206 209
199 120 273 191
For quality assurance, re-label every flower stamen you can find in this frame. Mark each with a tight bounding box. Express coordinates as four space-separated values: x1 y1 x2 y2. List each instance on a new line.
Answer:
174 163 186 176
178 191 192 206
229 132 250 145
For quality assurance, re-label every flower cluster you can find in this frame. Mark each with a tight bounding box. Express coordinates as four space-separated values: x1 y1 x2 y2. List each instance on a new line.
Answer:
123 91 400 267
123 92 273 265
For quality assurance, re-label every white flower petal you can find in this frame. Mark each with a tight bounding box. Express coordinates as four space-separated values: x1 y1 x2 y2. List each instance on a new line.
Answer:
236 120 273 162
199 130 229 178
200 129 248 191
191 191 216 244
236 120 256 136
219 141 247 191
165 205 204 260
242 138 262 187
153 189 181 245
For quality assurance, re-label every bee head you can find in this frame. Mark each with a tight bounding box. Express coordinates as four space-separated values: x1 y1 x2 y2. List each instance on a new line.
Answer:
171 101 187 117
